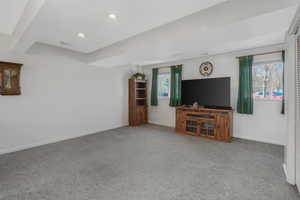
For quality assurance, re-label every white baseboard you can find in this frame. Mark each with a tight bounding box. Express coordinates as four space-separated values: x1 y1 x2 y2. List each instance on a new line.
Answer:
282 163 297 186
148 121 175 128
283 163 288 180
0 124 127 156
233 136 284 146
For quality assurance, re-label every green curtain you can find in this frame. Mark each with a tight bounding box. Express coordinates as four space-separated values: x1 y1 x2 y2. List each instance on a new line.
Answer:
237 56 253 114
151 68 158 106
169 65 182 107
281 51 285 114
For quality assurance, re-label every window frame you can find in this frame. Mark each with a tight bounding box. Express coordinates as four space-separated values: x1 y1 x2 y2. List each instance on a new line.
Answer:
252 59 284 102
157 72 171 99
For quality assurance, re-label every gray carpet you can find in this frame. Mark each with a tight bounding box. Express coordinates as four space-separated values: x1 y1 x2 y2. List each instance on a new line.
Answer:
0 124 299 200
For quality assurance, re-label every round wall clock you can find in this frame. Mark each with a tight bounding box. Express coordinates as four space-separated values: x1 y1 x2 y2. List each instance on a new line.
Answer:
199 61 213 76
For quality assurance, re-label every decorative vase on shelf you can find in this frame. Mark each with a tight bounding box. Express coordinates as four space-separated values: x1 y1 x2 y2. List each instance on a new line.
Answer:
192 102 199 108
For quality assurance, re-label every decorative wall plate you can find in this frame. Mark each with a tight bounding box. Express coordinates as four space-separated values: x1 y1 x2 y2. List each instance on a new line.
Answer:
199 61 213 76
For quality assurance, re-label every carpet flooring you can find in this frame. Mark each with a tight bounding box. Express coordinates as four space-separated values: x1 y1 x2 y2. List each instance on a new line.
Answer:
0 124 299 200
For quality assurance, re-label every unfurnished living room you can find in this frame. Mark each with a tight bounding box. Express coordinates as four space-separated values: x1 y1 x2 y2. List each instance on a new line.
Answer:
1 0 300 199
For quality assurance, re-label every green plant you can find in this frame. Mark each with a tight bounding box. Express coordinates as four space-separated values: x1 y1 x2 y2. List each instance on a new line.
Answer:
132 72 145 80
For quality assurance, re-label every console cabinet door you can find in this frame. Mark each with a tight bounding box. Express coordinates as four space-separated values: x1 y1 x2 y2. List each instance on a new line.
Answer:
136 106 147 125
176 110 185 132
198 118 217 139
216 114 230 141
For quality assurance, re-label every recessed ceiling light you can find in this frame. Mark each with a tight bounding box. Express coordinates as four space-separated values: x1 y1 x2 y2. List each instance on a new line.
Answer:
77 32 86 39
108 14 117 20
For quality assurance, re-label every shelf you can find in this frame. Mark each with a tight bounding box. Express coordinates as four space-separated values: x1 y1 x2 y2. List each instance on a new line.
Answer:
136 88 146 90
186 126 198 128
185 117 215 122
186 127 197 133
134 80 146 83
136 82 146 89
136 88 146 99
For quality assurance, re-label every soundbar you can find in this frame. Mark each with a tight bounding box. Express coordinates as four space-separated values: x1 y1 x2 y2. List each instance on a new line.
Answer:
203 105 232 110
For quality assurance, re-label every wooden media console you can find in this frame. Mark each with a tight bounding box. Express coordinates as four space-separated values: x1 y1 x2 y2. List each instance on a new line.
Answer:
176 106 233 142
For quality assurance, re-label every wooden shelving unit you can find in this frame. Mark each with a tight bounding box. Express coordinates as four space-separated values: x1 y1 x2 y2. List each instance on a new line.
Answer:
129 79 148 126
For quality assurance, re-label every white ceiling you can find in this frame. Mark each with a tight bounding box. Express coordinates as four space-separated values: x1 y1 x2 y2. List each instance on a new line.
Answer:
0 0 29 35
86 0 300 67
2 0 300 68
22 0 228 53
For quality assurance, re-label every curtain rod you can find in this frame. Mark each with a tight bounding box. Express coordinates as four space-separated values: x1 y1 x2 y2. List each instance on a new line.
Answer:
155 64 183 69
157 66 172 69
236 50 283 59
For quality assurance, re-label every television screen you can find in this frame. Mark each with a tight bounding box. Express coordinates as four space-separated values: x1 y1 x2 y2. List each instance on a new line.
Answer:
181 77 231 108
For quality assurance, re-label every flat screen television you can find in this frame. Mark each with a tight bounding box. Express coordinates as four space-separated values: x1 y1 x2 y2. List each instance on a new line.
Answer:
181 77 231 109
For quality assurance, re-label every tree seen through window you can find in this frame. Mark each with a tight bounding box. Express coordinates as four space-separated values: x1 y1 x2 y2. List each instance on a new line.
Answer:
253 62 283 100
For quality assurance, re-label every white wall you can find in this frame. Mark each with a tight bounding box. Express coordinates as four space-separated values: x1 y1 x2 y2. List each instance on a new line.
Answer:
296 31 300 190
143 45 287 145
0 47 133 155
284 34 297 185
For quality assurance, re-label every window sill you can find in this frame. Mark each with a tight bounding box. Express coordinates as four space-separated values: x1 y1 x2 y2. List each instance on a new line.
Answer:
254 98 283 102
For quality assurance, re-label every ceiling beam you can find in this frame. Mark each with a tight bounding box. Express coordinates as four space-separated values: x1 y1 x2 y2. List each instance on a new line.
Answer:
9 0 45 53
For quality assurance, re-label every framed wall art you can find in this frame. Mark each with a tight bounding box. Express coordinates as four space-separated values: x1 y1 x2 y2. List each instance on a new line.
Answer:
0 62 22 95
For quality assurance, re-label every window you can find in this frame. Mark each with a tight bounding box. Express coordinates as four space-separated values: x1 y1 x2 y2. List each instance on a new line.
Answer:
158 73 170 98
253 61 283 100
